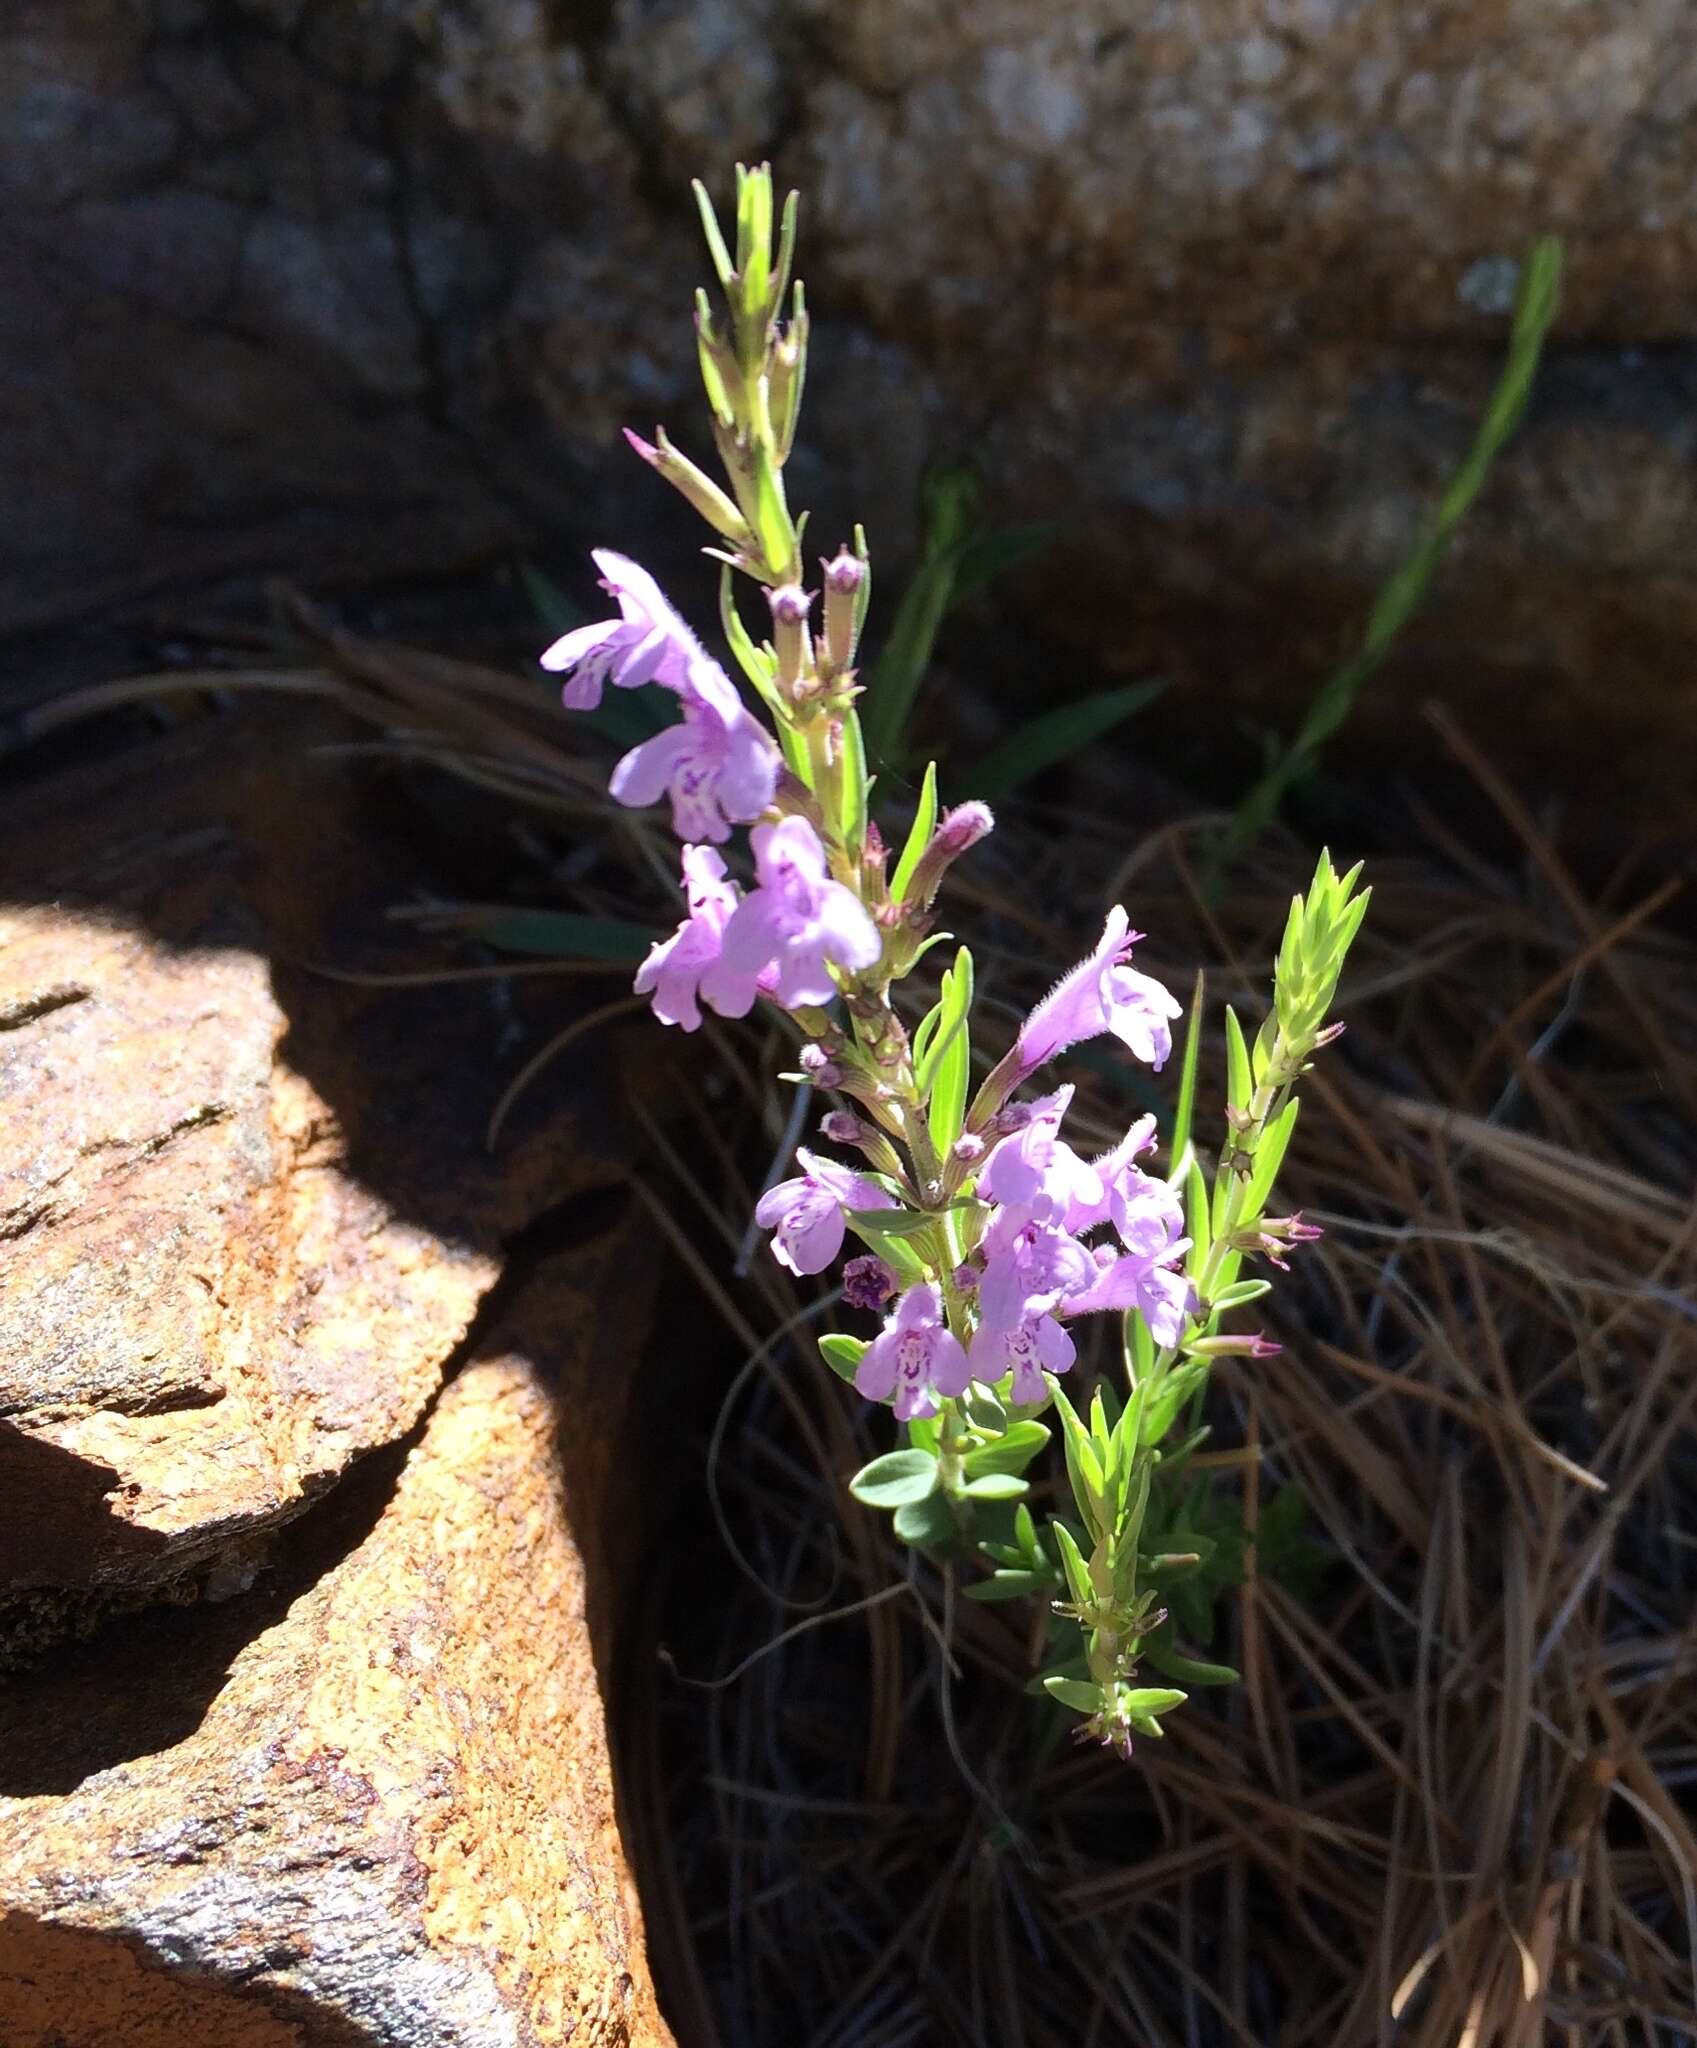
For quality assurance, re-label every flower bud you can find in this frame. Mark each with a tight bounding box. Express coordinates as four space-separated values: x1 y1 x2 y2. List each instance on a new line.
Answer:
821 1109 868 1145
1230 1212 1323 1271
798 1041 843 1088
987 1100 1035 1137
950 1262 979 1294
822 548 866 670
1185 1332 1283 1361
950 1132 984 1163
841 1255 898 1311
767 583 814 699
905 801 995 910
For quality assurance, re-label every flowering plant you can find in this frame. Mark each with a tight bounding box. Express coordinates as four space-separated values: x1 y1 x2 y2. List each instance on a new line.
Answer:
546 168 1368 1758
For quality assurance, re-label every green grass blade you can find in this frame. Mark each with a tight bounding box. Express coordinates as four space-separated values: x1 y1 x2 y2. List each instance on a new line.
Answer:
454 910 657 962
860 466 979 765
972 679 1167 800
1223 234 1564 856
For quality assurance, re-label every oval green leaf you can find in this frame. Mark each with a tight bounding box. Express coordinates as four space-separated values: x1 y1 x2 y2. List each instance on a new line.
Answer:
849 1448 940 1510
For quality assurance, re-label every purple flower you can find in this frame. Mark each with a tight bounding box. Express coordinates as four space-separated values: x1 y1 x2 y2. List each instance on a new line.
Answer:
841 1254 899 1311
633 844 762 1031
1109 1162 1186 1262
1062 1115 1159 1232
855 1283 971 1421
968 1310 1076 1405
542 549 708 709
720 817 882 1008
1015 906 1183 1074
1064 1239 1193 1350
755 1147 896 1277
977 1207 1097 1331
609 683 778 844
978 1084 1103 1225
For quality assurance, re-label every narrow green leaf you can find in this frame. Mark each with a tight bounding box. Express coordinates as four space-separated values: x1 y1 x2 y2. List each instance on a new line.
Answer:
910 998 943 1076
915 947 973 1099
1211 1278 1272 1311
779 721 813 788
771 187 799 310
1140 1362 1207 1447
1185 1157 1212 1277
1243 1098 1300 1214
890 761 939 905
1050 1383 1104 1525
750 441 793 579
1050 1520 1093 1607
735 162 771 322
692 179 734 290
1126 1308 1156 1377
1145 1639 1240 1687
1169 970 1206 1163
694 291 736 427
1223 1005 1252 1113
849 1449 939 1509
843 1213 926 1285
839 709 869 856
719 567 782 707
972 679 1166 801
844 1205 936 1241
965 1569 1047 1602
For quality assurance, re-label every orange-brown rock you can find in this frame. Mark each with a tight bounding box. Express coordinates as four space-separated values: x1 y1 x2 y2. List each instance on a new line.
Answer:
0 1231 673 2048
0 896 492 1605
0 706 634 1641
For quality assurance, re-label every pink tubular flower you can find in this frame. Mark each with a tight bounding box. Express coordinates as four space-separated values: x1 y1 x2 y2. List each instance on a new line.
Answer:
755 1147 896 1276
855 1282 971 1421
1015 906 1183 1074
542 549 707 709
968 1309 1076 1404
633 845 761 1031
720 817 882 1008
978 1084 1103 1224
1064 1235 1193 1350
1063 1114 1159 1232
977 1207 1097 1332
609 679 778 844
